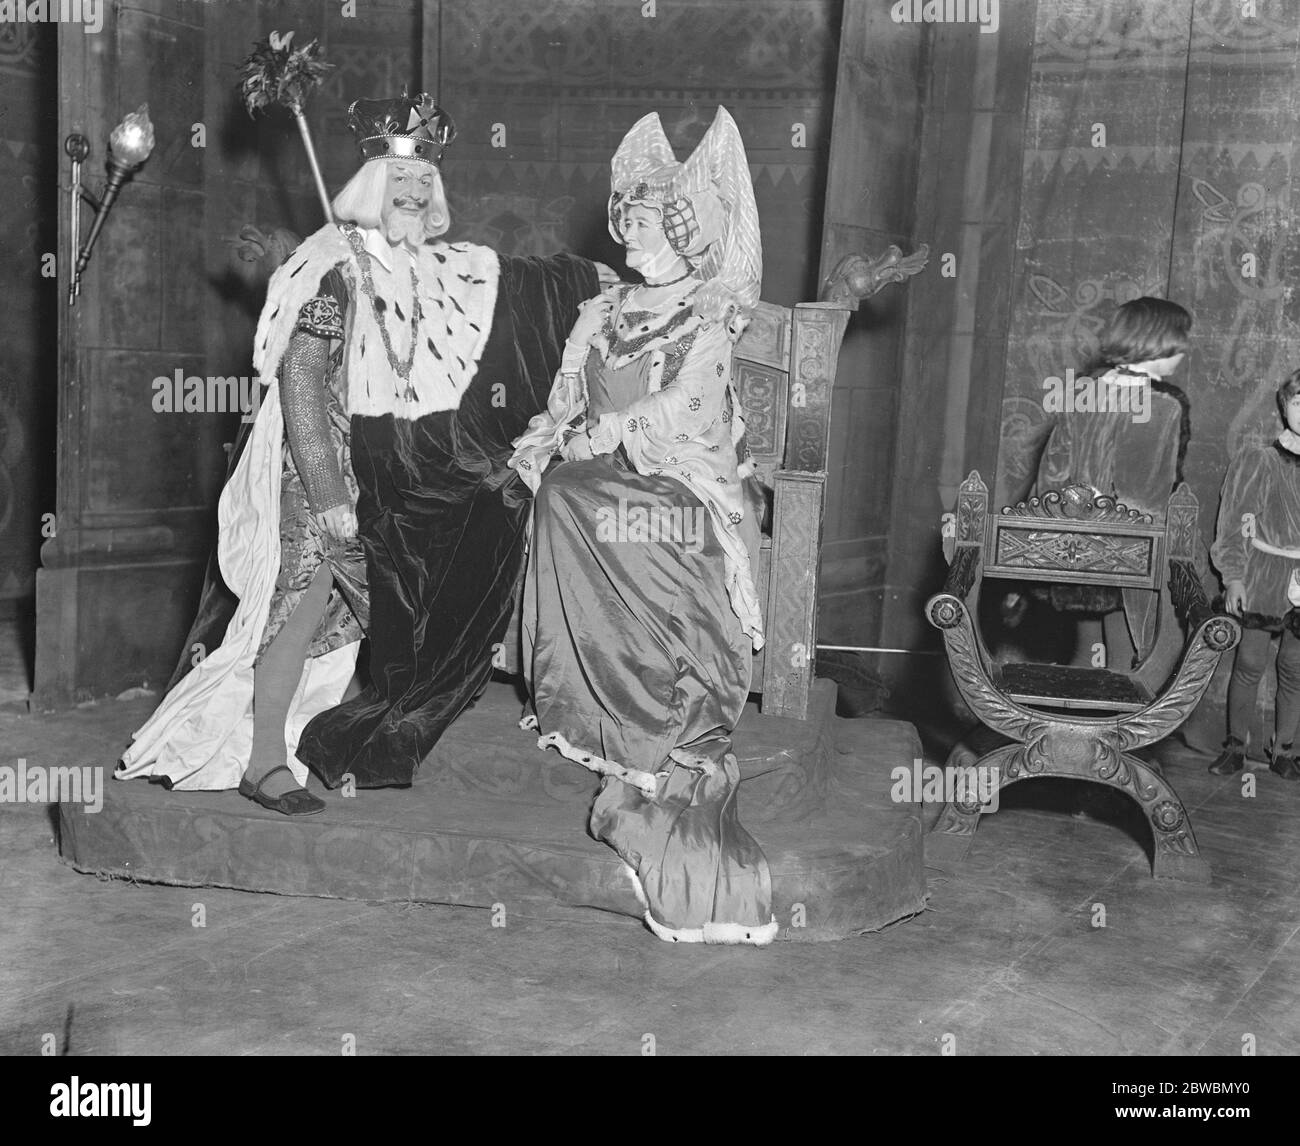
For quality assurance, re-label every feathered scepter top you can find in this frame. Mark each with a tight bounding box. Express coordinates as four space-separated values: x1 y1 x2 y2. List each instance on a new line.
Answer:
238 30 335 223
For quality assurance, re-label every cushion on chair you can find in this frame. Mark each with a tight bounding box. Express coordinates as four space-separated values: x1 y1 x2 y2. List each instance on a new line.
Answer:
995 662 1152 712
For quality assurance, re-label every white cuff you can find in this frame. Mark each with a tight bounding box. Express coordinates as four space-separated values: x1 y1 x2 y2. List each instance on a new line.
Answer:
588 413 620 456
561 339 590 375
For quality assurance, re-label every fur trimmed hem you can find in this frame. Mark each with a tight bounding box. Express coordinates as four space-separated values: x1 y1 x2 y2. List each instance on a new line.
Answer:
624 864 777 946
644 910 779 947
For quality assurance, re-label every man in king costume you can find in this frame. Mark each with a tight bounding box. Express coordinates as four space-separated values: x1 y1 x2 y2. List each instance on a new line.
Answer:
286 93 600 787
119 91 600 796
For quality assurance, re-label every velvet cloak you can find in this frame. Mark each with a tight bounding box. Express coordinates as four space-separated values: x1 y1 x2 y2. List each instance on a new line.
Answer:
295 251 598 787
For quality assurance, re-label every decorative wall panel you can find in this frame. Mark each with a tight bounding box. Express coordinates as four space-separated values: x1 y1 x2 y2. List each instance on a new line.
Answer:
0 19 54 600
437 0 838 306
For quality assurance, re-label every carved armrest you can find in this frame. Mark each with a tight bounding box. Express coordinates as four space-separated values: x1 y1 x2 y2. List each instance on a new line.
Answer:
769 469 826 542
1169 558 1240 654
819 245 931 309
926 545 981 634
1168 558 1211 629
769 466 826 487
943 544 981 601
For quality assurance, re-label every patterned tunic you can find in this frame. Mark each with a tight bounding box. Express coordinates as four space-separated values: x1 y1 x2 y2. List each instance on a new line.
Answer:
1211 440 1300 626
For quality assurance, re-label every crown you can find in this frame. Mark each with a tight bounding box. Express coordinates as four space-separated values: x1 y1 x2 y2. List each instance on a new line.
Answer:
346 92 456 166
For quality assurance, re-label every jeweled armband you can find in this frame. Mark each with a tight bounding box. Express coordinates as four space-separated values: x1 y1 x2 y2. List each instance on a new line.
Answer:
297 294 344 339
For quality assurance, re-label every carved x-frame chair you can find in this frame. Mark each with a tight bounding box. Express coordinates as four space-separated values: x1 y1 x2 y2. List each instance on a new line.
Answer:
925 471 1241 883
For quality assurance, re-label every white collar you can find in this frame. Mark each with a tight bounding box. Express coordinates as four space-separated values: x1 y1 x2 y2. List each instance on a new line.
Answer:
360 225 423 274
1279 428 1300 456
1102 370 1150 387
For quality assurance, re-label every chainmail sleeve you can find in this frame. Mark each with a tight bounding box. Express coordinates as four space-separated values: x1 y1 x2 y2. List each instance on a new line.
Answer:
280 271 348 514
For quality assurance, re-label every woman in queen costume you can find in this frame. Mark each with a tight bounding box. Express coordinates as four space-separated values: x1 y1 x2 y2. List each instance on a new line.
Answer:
508 107 777 945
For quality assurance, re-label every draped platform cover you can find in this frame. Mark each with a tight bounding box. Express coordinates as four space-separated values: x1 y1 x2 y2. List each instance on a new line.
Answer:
63 682 927 942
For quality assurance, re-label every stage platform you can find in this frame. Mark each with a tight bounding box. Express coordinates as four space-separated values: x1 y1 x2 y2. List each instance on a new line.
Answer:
59 680 926 941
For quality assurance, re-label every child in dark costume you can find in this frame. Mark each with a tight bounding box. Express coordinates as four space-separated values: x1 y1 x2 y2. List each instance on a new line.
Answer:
1208 370 1300 780
1033 296 1192 669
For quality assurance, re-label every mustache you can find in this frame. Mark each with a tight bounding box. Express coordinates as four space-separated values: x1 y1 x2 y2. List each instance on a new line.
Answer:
391 195 430 210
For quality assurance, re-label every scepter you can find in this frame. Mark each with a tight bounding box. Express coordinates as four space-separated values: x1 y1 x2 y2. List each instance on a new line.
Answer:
238 30 335 223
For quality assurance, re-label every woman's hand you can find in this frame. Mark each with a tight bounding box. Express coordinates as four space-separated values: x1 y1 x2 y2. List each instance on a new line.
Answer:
560 428 595 462
569 294 615 348
316 505 358 545
1225 580 1247 616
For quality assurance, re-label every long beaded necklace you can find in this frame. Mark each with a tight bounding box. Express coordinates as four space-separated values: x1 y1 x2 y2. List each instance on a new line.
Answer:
343 224 425 401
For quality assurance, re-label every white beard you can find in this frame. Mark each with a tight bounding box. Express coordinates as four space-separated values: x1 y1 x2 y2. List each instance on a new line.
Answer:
384 209 428 248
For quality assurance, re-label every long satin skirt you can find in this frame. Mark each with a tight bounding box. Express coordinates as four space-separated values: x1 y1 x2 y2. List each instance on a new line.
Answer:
524 454 776 944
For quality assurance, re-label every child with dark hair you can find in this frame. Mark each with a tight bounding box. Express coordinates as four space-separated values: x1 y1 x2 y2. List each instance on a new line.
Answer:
1032 296 1193 667
1207 370 1300 780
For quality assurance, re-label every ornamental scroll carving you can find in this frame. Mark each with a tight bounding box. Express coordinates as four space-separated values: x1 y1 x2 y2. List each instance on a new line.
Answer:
1000 485 1154 525
993 529 1155 578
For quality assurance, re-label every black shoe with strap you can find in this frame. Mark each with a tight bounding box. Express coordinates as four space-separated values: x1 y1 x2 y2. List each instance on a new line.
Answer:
238 764 327 816
1208 737 1246 776
1270 744 1300 782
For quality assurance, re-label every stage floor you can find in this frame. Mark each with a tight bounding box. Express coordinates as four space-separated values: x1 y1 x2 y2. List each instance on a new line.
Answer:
10 683 1300 1053
59 680 926 941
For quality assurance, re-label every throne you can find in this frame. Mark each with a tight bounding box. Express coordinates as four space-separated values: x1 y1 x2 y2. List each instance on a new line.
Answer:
497 245 930 719
925 471 1241 883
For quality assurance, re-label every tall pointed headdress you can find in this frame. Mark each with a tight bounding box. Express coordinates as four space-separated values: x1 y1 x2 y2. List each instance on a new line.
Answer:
609 107 762 318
